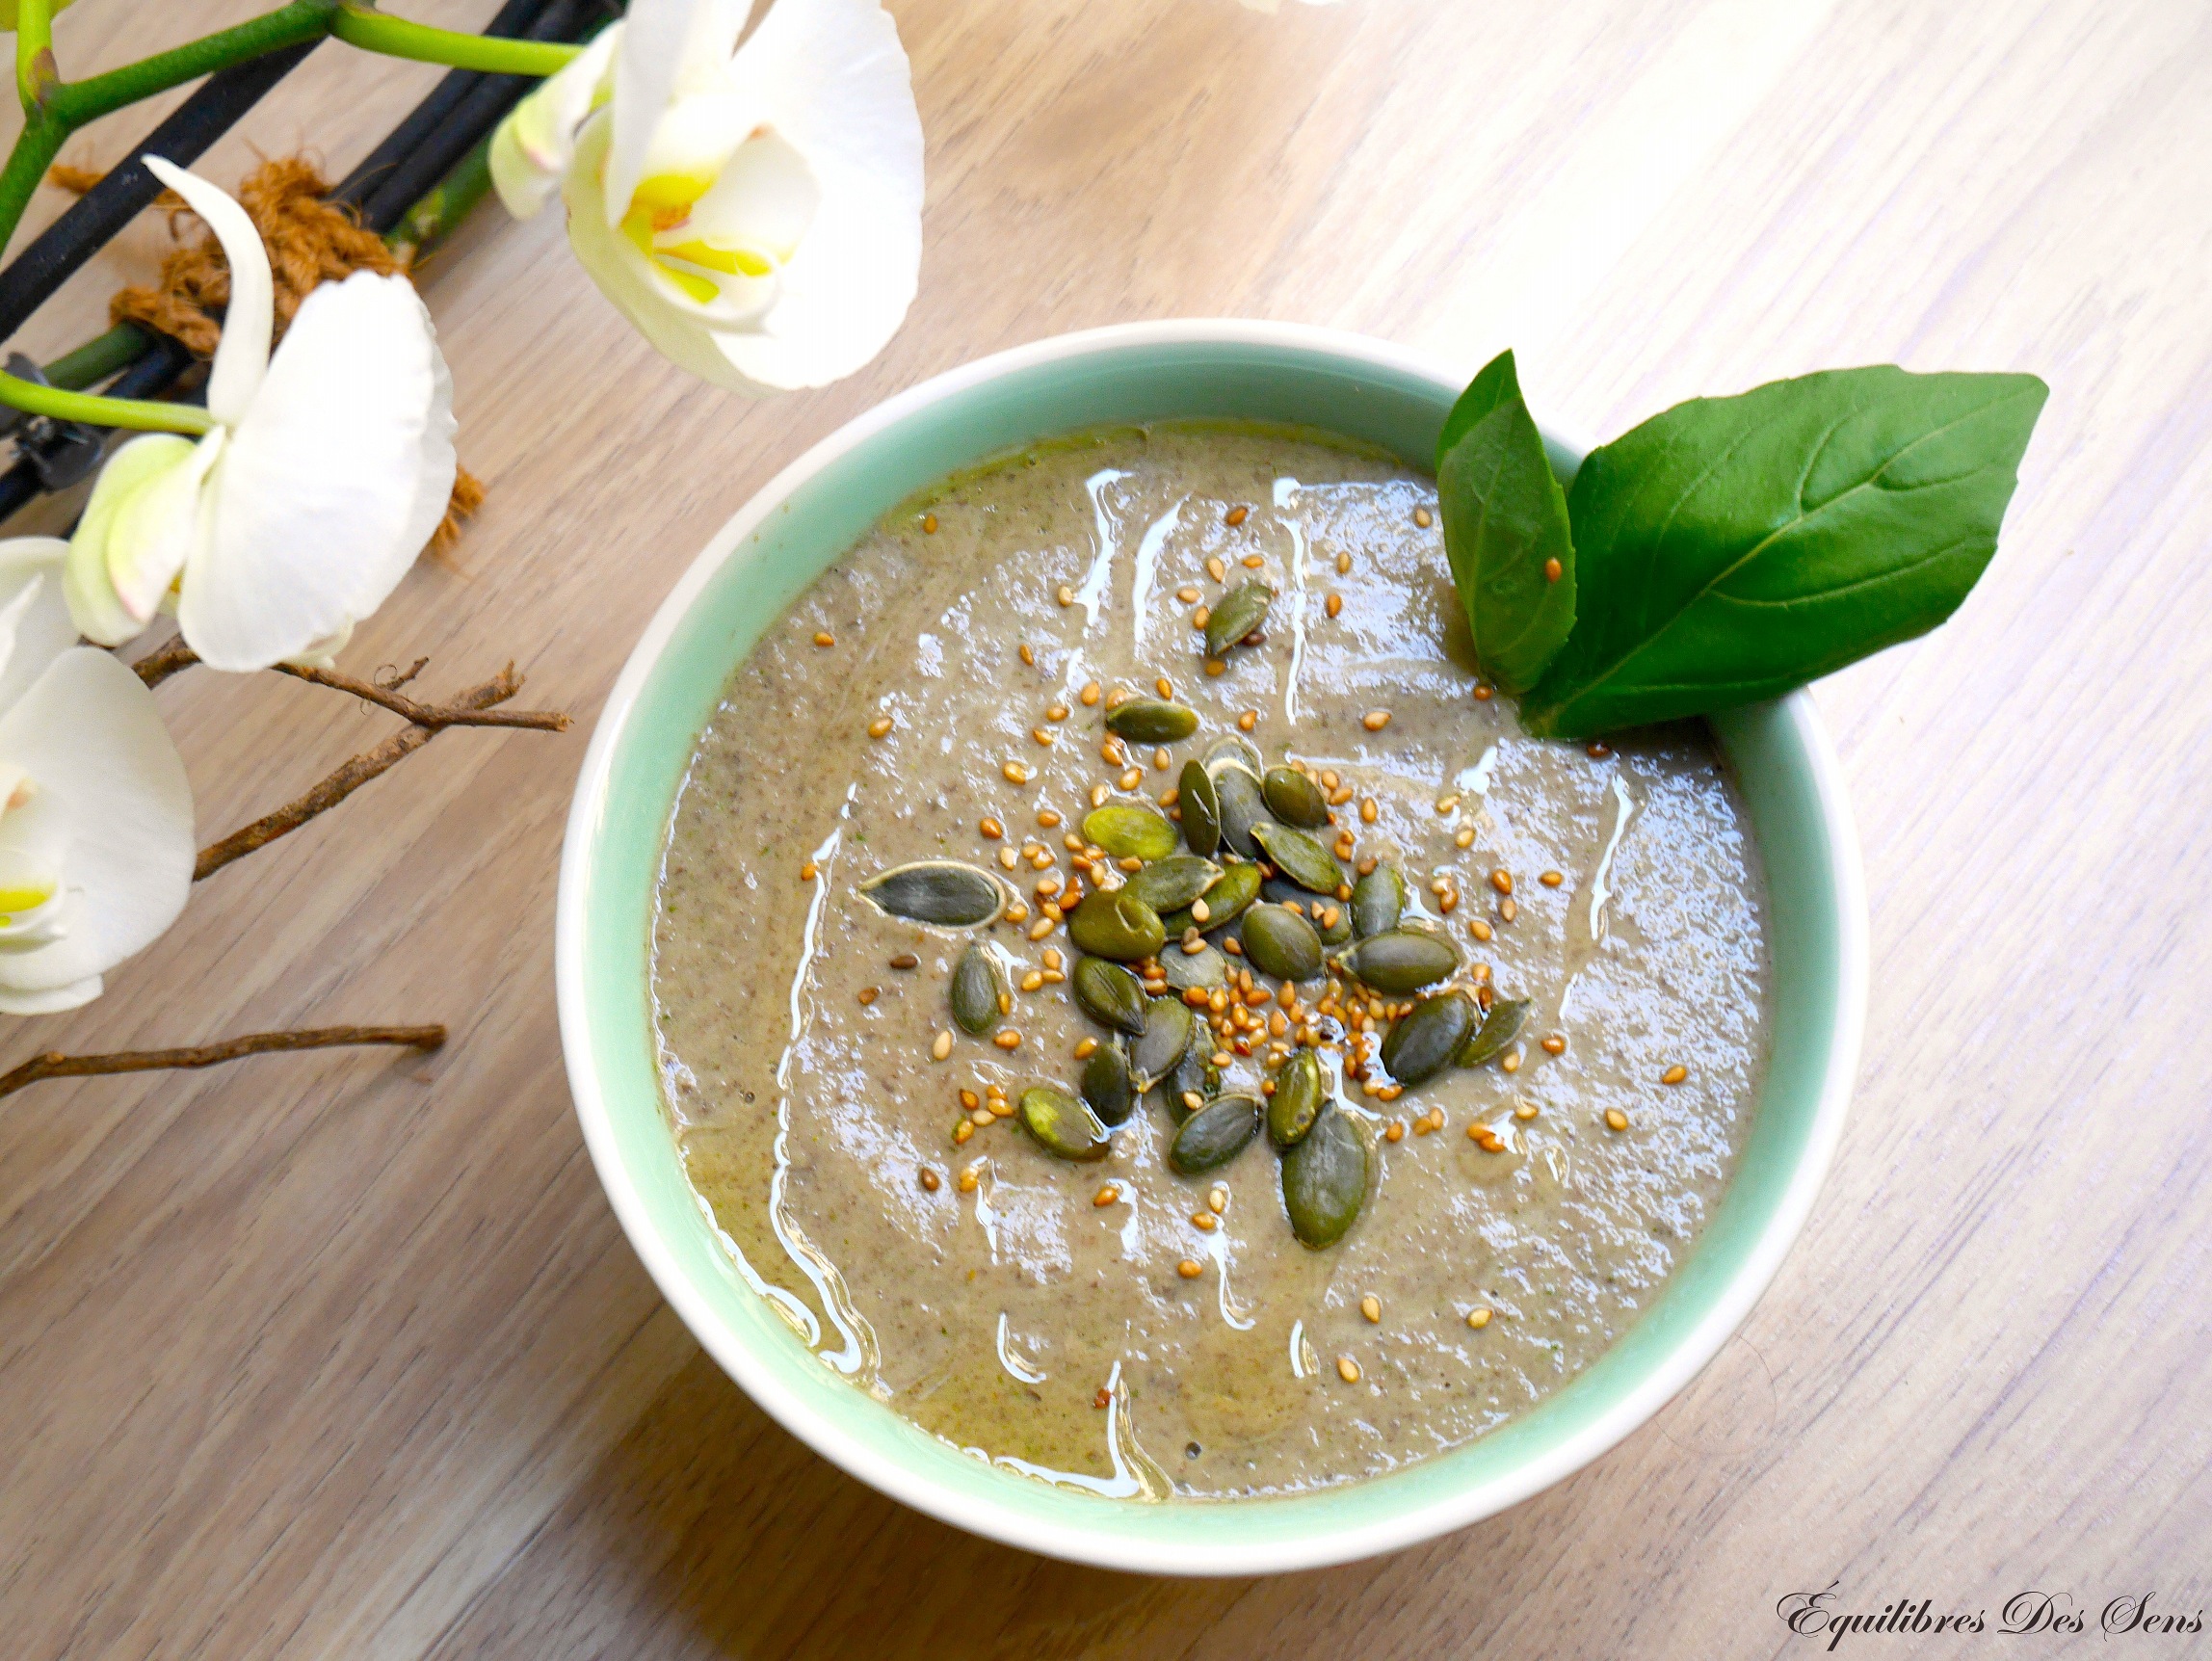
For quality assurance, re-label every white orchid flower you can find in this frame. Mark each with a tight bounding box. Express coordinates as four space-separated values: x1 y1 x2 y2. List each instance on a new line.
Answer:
489 0 924 395
66 157 457 672
0 539 194 1015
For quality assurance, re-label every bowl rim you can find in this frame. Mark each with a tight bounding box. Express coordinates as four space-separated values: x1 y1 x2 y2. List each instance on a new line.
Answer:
555 318 1870 1575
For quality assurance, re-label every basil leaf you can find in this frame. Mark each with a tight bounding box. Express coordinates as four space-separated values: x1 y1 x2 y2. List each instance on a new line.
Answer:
1520 365 2046 739
1435 350 1576 693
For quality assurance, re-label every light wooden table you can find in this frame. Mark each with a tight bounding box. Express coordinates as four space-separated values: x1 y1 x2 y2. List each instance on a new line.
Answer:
3 1 2206 1655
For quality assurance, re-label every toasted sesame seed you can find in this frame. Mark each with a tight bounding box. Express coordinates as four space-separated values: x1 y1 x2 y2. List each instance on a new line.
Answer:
919 1167 940 1192
1326 593 1343 619
1541 1034 1566 1055
958 1166 979 1193
1501 1050 1520 1073
1225 505 1250 527
1359 797 1378 825
1542 556 1562 582
1038 807 1063 828
1359 1294 1382 1323
953 1120 974 1144
867 715 894 739
1153 747 1172 770
1192 606 1210 630
1469 918 1493 941
800 859 818 882
1514 1100 1539 1121
1473 684 1493 701
1413 506 1434 528
1337 1356 1361 1383
1176 585 1201 602
1003 760 1033 784
1361 709 1391 731
1020 970 1044 993
1034 727 1055 746
979 817 1003 839
1206 556 1227 583
1435 794 1461 815
1018 642 1034 666
1540 870 1565 888
1120 767 1144 790
1208 1184 1229 1214
1056 585 1075 607
1094 1185 1119 1207
813 631 834 647
1237 709 1258 731
1455 828 1476 849
1192 1211 1218 1230
1587 742 1612 759
1499 897 1517 923
1241 553 1265 569
1080 681 1102 706
1662 1064 1688 1085
993 1030 1022 1050
1335 551 1352 575
1027 918 1055 940
889 953 918 971
1204 659 1226 677
1383 1120 1405 1143
1606 1108 1630 1131
1489 869 1514 895
1467 1307 1492 1330
1177 1259 1204 1279
932 1031 954 1061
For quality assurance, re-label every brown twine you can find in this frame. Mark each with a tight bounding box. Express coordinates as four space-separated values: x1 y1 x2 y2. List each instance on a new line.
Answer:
47 156 482 555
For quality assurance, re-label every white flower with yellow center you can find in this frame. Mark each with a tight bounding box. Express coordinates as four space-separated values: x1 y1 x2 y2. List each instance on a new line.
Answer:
0 539 193 1015
489 0 923 394
65 157 457 672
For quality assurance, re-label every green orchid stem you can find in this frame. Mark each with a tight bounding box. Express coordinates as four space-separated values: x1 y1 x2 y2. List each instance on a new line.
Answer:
0 367 215 435
15 0 56 115
330 5 581 77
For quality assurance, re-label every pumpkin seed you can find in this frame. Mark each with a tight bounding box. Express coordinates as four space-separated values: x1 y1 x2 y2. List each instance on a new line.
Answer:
1204 579 1274 658
1267 1049 1325 1147
1261 766 1330 828
1350 863 1407 937
1178 760 1221 857
1241 903 1323 981
1381 990 1476 1086
859 860 1008 927
1251 821 1344 895
1072 957 1149 1036
1282 1106 1367 1248
1161 858 1261 936
1203 734 1262 774
1157 1043 1221 1121
1459 996 1531 1067
1081 1041 1138 1126
1067 889 1166 961
1162 941 1228 991
1019 1086 1113 1162
1128 994 1196 1089
1124 854 1221 913
949 940 1006 1035
1169 1094 1262 1174
1336 927 1460 992
1209 762 1269 858
1083 804 1178 861
1104 697 1198 744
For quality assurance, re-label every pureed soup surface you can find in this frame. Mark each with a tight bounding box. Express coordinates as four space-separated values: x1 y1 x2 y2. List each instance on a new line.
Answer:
652 423 1771 1499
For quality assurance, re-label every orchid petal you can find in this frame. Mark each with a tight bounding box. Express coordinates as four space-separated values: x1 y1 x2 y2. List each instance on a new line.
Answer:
0 538 75 714
182 272 455 672
0 648 193 1002
489 23 622 219
66 434 193 646
107 427 223 626
606 0 754 224
144 158 273 426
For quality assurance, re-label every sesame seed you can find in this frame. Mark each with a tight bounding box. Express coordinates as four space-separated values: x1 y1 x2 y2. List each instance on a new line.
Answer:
1541 1034 1566 1055
919 1167 940 1192
1662 1064 1689 1085
1587 742 1612 759
1056 585 1075 606
800 859 818 882
813 631 834 647
1514 1101 1539 1121
1413 506 1434 528
1208 1184 1229 1214
1080 681 1102 706
1204 659 1226 677
1004 761 1034 785
1362 709 1391 731
1176 586 1201 602
1467 1307 1492 1330
1237 709 1258 731
1435 794 1461 814
1540 870 1564 887
1241 553 1265 569
1542 557 1562 582
1326 593 1343 619
1177 1259 1204 1279
889 953 918 971
867 715 893 739
1455 828 1476 849
1337 1356 1361 1384
1034 727 1055 746
1359 798 1378 825
993 1031 1022 1050
1038 807 1063 827
1093 1185 1119 1207
1359 1294 1382 1323
1193 1211 1218 1230
953 1121 973 1144
980 817 1003 839
1120 767 1144 790
1335 551 1352 575
1469 918 1493 941
1192 606 1210 630
1499 898 1517 923
1500 1050 1520 1073
1489 869 1514 895
932 1032 953 1061
1020 970 1044 992
1606 1108 1630 1131
1027 918 1055 940
1018 642 1034 666
1383 1120 1405 1143
1224 505 1250 527
1206 556 1226 583
1473 684 1493 701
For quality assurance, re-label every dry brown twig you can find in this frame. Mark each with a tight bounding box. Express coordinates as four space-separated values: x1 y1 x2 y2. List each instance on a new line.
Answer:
0 1025 446 1101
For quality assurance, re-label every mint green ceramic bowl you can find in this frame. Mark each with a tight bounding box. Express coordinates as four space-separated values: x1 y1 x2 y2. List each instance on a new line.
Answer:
556 321 1868 1575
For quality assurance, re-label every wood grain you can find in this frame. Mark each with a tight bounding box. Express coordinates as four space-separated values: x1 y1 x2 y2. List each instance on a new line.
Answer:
2 0 2206 1655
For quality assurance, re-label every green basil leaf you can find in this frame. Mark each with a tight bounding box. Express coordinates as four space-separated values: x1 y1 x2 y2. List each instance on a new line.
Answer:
1520 365 2046 739
1435 350 1576 693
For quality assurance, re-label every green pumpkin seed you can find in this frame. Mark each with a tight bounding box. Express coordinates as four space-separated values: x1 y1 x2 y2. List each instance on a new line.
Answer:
1261 766 1330 829
1104 698 1198 744
1019 1086 1113 1162
1203 735 1262 773
1177 760 1221 857
1267 1049 1325 1147
1209 762 1268 858
1128 995 1196 1089
1251 821 1344 895
1282 1106 1368 1248
1082 804 1179 861
1459 997 1531 1067
1162 942 1228 991
1081 1041 1137 1126
1072 957 1149 1036
949 940 1006 1036
1169 1094 1262 1174
1259 880 1352 948
1351 863 1407 937
1382 990 1476 1086
1124 854 1221 913
1241 903 1324 981
1067 889 1166 961
1157 1043 1221 1121
1163 858 1261 936
1336 927 1460 992
1204 579 1274 659
859 860 1008 927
